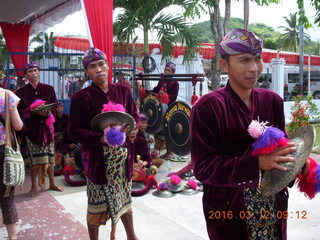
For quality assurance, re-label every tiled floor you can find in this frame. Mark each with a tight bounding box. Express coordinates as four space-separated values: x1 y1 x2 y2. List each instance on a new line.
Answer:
1 155 320 239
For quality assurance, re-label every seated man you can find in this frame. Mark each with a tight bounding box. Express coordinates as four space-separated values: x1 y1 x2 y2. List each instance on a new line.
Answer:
54 102 78 173
126 127 151 170
137 113 164 168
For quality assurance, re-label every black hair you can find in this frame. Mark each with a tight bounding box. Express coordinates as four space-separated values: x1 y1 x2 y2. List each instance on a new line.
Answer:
221 55 230 63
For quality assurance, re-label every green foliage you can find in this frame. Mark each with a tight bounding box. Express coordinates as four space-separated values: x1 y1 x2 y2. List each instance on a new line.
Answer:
29 32 55 60
0 34 8 67
190 21 213 43
114 0 200 62
286 95 320 136
278 12 311 53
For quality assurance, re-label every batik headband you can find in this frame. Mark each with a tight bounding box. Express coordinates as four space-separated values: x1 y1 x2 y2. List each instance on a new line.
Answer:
24 61 39 70
139 113 148 122
82 47 107 68
219 28 262 56
165 62 176 73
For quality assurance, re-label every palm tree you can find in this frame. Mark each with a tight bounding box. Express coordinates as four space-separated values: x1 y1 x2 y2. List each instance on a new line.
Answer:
29 32 55 56
114 0 199 62
0 34 8 68
278 12 310 52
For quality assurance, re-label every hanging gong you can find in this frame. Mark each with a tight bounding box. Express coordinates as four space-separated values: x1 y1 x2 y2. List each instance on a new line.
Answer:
163 101 191 156
140 92 167 134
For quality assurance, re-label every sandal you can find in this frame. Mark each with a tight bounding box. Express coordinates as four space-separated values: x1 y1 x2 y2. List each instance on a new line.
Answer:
164 154 174 160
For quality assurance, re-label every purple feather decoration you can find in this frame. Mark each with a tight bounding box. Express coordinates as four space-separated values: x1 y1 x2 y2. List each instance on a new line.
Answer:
253 127 285 150
105 126 125 147
315 165 320 193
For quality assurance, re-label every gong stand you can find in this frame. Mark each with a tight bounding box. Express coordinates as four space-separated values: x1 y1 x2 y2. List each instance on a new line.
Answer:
136 73 204 156
135 73 205 95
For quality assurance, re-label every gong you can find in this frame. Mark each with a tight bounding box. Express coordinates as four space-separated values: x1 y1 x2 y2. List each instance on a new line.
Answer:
140 92 167 134
163 101 191 156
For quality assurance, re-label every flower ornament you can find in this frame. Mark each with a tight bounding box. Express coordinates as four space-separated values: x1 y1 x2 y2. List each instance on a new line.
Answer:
247 119 289 156
157 182 169 191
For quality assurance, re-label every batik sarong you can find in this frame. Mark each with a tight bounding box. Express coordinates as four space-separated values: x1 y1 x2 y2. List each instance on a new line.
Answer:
87 145 132 228
244 187 278 240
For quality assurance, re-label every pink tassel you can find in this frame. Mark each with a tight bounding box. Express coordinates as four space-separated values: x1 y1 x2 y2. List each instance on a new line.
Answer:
187 180 197 190
170 175 182 185
46 113 55 126
101 101 125 113
297 157 318 199
30 99 46 110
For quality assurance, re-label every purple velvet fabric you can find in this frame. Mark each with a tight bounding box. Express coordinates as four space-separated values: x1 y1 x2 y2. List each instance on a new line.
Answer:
126 135 152 168
151 80 179 105
68 83 139 184
54 114 73 154
15 83 57 146
190 82 288 240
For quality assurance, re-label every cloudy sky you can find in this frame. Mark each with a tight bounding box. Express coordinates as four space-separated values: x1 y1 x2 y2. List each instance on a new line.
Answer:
48 1 320 42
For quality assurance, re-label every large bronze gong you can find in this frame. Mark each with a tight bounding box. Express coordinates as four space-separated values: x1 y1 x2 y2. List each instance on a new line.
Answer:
140 92 167 134
163 101 191 156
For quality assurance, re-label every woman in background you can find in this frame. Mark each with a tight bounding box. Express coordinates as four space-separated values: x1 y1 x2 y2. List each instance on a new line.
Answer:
0 87 23 240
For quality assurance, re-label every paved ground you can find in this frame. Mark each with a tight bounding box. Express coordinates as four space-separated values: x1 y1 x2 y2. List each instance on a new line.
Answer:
1 154 320 239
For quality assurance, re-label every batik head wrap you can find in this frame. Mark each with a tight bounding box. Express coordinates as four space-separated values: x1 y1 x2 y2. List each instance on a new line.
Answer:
24 61 39 71
165 62 176 73
82 47 107 69
139 113 148 122
219 28 262 56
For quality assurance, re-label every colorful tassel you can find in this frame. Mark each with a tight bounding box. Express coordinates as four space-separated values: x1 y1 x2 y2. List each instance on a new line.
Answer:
140 87 146 99
157 87 169 104
105 126 125 147
297 158 319 199
187 180 197 191
30 99 46 110
157 182 169 191
251 127 289 156
170 175 182 185
46 113 55 126
101 101 125 113
62 165 76 176
191 93 199 105
248 120 267 139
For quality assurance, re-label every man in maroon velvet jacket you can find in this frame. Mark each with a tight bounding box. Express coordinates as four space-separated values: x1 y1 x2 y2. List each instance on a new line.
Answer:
190 29 296 240
16 61 64 197
69 48 139 240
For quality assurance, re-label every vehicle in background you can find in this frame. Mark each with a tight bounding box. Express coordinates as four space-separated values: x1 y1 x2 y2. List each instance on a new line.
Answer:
259 66 320 100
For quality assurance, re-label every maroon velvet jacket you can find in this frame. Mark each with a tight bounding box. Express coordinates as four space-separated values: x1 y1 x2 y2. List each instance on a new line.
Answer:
15 83 57 146
151 79 179 105
190 83 288 240
54 114 72 154
126 135 152 168
68 83 139 184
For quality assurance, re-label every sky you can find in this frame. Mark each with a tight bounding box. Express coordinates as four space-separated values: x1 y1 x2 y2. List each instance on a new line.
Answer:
47 1 320 42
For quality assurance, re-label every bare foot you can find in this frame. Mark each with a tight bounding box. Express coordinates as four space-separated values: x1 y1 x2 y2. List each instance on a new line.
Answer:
49 184 64 192
27 188 37 197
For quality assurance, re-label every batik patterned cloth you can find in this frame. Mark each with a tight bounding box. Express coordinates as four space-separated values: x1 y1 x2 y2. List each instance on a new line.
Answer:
244 187 278 240
87 145 132 226
219 28 262 56
25 138 55 167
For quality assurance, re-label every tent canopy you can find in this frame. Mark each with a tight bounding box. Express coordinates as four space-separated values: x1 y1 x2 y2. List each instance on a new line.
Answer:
0 0 113 81
0 0 81 35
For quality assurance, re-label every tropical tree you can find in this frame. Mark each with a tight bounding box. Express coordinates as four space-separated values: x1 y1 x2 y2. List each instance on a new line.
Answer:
29 31 55 60
278 12 311 52
113 0 200 63
0 34 8 68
